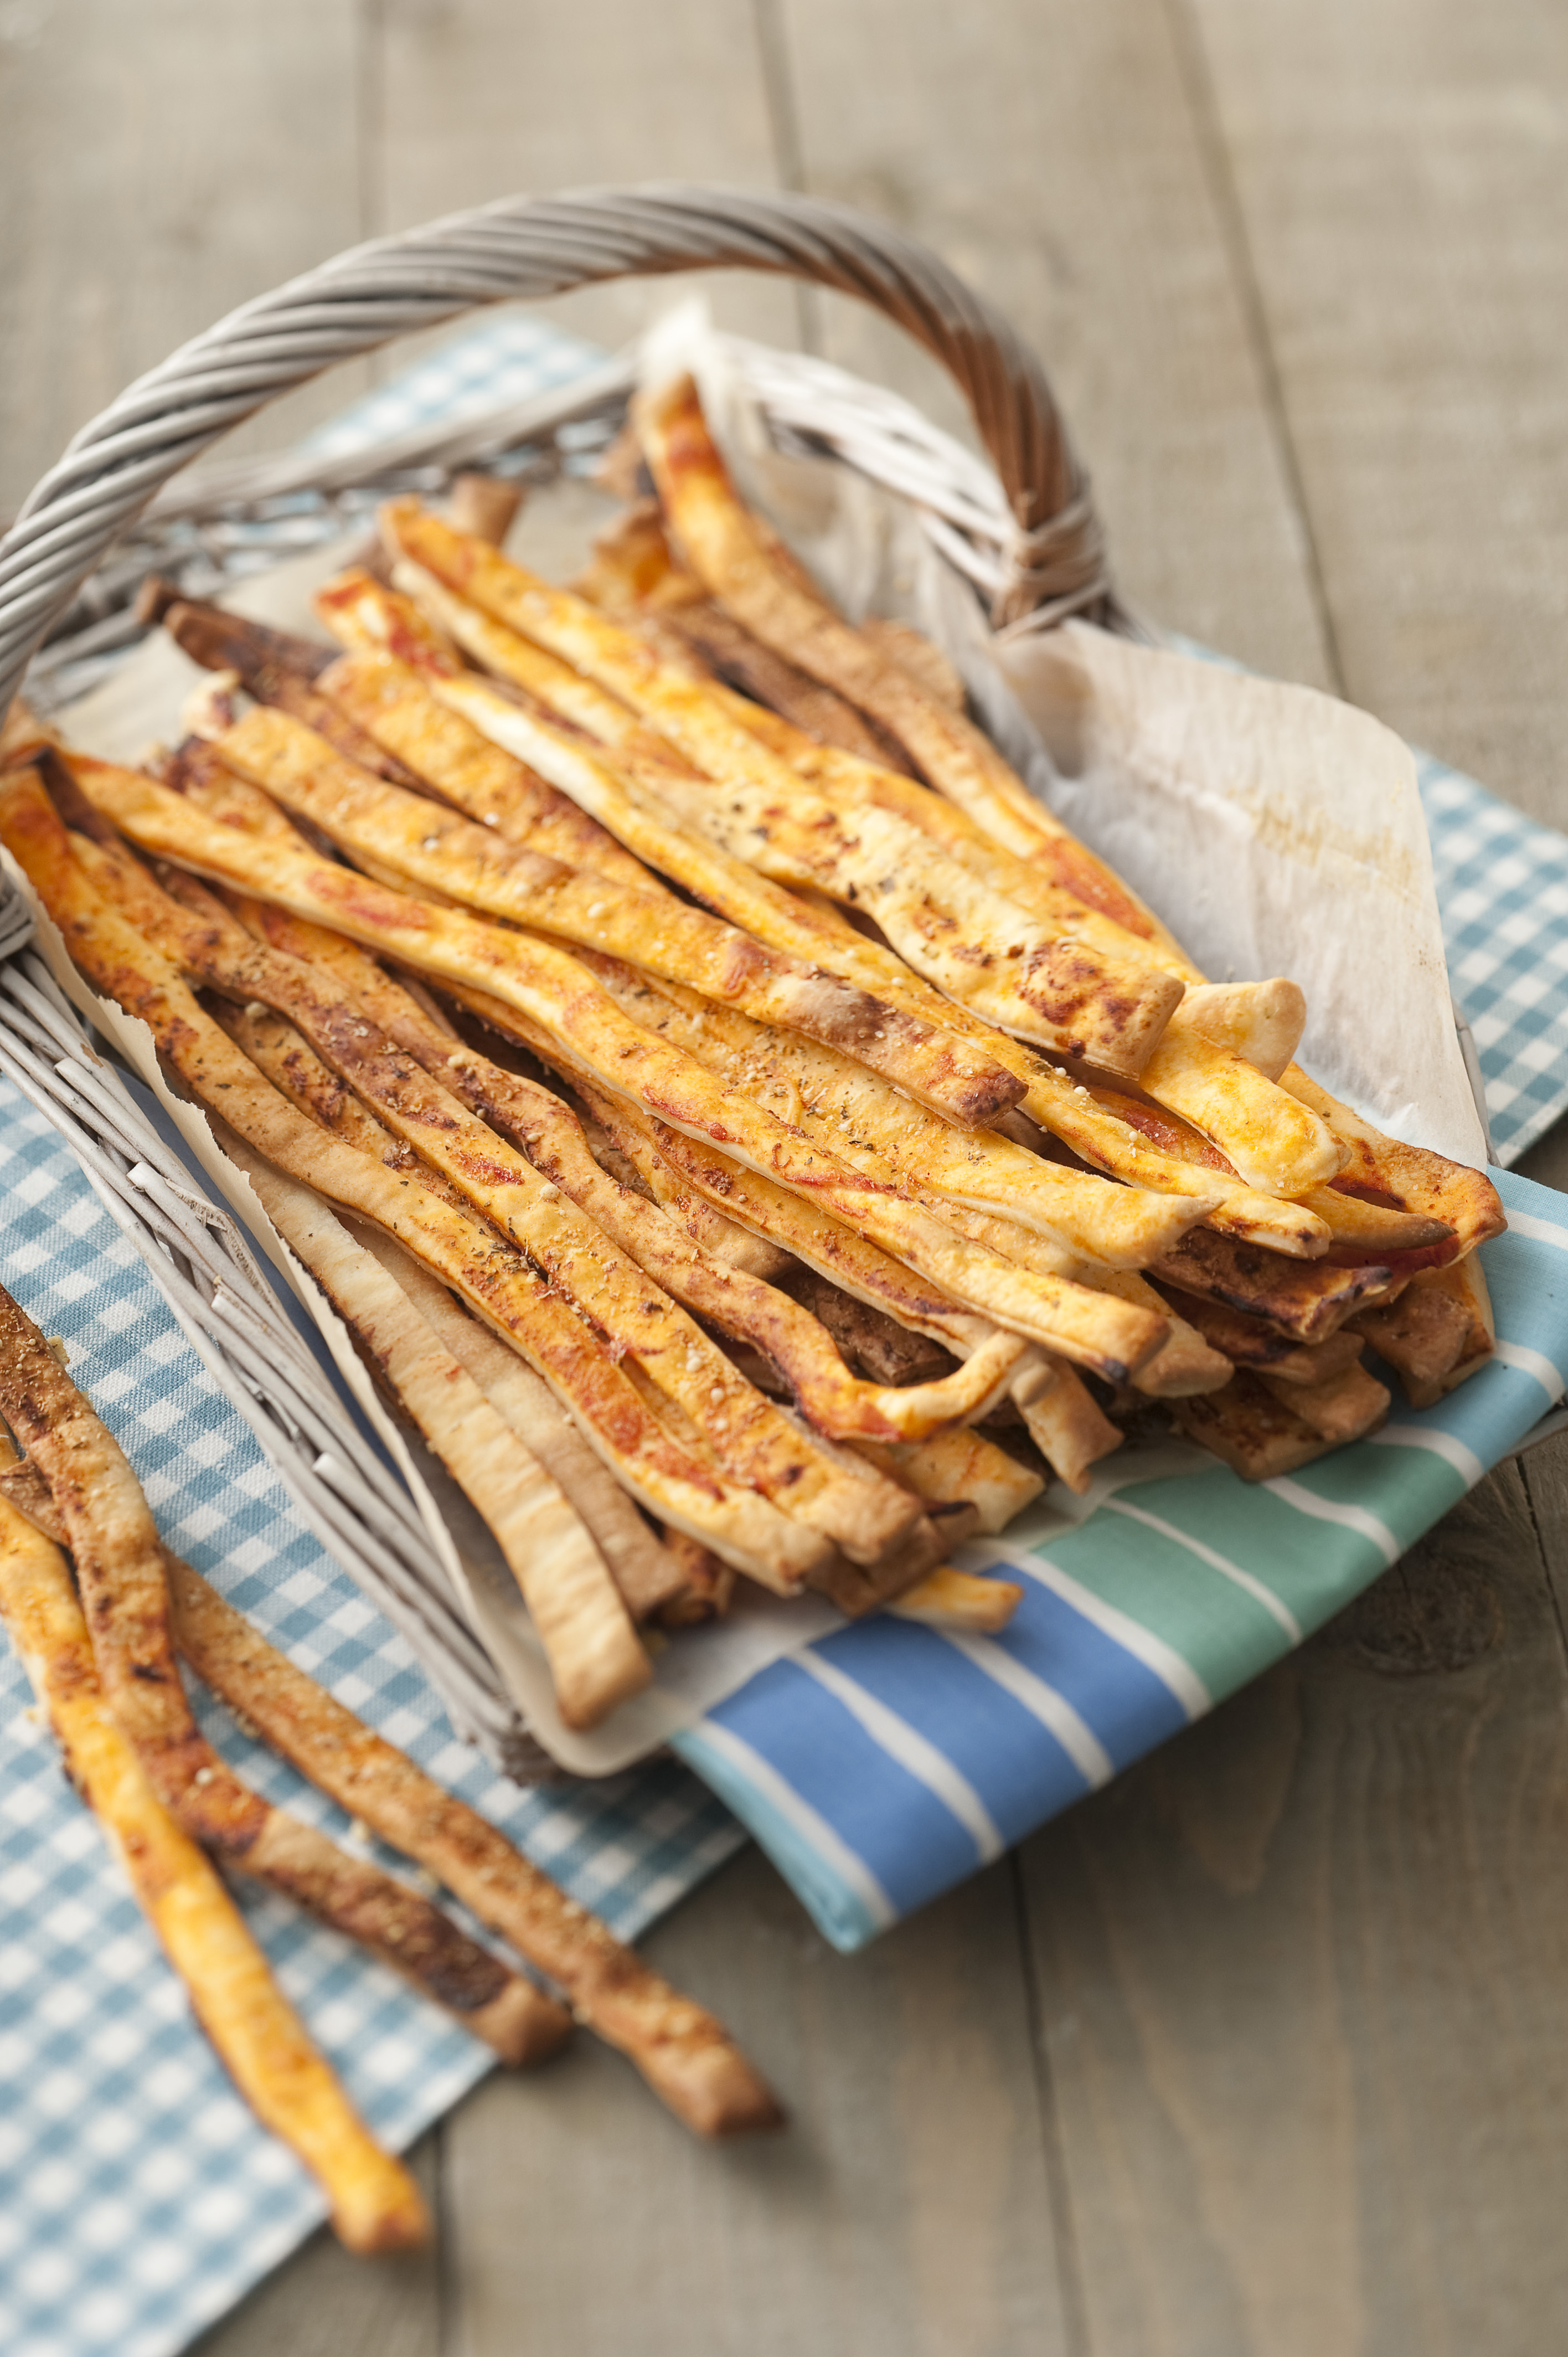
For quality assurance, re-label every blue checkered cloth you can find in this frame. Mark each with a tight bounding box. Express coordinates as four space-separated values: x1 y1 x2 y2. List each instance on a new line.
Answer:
6 308 1568 2357
0 1088 742 2357
1417 755 1568 1164
302 310 607 461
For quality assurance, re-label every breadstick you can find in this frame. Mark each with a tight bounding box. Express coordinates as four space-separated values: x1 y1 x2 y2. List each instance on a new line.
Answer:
164 1557 783 2137
891 1567 1023 1634
214 1126 653 1726
0 1383 426 2250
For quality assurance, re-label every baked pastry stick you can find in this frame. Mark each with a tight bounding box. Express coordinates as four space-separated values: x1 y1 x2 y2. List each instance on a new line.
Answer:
599 412 1508 1248
210 878 1086 1495
318 565 1337 1253
181 605 1328 1278
437 432 1492 1251
208 1000 935 1617
378 502 1349 1194
570 954 1214 1269
163 1557 782 2137
202 1025 684 1626
208 1114 669 1712
890 1566 1024 1634
1083 1088 1458 1259
318 565 1415 1275
201 698 1023 1134
0 778 827 1598
159 594 1024 1135
58 755 1170 1383
578 495 965 707
0 1417 777 2138
1148 1228 1399 1345
0 1299 568 2060
0 1346 427 2251
854 1424 1045 1538
390 483 1499 1233
339 1226 692 1627
391 536 1347 1196
162 591 663 896
66 837 920 1581
369 527 1182 1052
237 574 1318 1253
235 897 1033 1445
638 376 1164 925
1172 1364 1390 1479
584 1085 1122 1492
1350 1258 1497 1407
372 523 1187 1080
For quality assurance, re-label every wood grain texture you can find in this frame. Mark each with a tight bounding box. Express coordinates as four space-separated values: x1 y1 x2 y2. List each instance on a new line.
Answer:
775 0 1334 686
375 0 802 362
0 0 372 518
1188 0 1568 824
1021 1460 1568 2357
445 1844 1076 2357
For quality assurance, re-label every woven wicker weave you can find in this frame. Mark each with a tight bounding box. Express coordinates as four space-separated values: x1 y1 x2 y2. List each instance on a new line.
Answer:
0 184 1115 1768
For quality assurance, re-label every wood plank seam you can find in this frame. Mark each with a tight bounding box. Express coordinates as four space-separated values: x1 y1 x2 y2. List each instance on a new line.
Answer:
1519 1452 1568 1676
1163 0 1349 694
1008 1854 1095 2357
752 0 826 353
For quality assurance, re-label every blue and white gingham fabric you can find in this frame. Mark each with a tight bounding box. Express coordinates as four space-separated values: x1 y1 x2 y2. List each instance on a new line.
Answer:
1417 755 1568 1164
7 309 1568 2357
302 310 607 462
0 1087 742 2357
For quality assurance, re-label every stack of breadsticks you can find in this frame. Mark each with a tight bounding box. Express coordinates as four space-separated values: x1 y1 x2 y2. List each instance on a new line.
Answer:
0 1283 778 2250
0 374 1503 1744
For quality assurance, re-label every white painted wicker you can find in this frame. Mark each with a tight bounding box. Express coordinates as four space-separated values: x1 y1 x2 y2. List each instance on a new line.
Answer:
0 185 1115 1769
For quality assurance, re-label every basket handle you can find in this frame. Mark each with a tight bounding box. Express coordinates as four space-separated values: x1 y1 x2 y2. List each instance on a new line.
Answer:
0 183 1111 713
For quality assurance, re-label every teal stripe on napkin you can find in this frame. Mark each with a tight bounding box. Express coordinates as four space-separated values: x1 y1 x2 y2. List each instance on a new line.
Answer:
677 1167 1567 1950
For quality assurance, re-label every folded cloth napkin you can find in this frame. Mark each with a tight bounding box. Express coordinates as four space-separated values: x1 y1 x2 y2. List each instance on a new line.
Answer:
673 1169 1567 1949
4 308 1567 2357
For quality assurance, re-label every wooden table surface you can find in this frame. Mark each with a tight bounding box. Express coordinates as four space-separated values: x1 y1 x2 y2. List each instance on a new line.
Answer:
6 5 1568 2351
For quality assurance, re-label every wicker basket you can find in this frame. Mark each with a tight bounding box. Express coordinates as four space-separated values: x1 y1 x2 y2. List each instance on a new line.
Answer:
0 186 1144 1769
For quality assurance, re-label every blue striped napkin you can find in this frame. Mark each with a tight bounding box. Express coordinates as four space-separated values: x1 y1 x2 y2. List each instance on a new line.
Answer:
674 1172 1567 1950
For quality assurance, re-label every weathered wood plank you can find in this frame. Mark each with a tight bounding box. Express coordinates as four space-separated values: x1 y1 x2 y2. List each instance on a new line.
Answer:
1517 1428 1568 1691
1518 1120 1568 1195
193 2132 441 2357
1187 0 1568 826
445 1844 1076 2357
775 0 1334 687
1020 1461 1568 2357
0 0 369 518
376 0 801 363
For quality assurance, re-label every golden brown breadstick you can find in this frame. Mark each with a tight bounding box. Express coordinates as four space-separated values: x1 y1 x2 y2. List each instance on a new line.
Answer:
891 1567 1023 1634
213 1124 656 1726
0 1372 426 2251
0 1303 566 2062
163 1557 783 2137
0 775 826 1598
